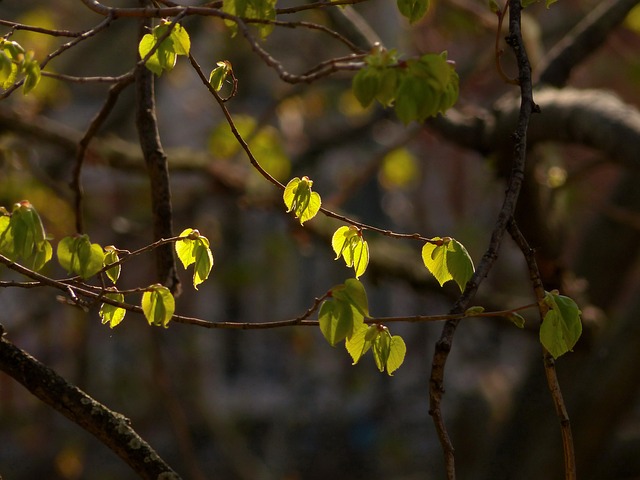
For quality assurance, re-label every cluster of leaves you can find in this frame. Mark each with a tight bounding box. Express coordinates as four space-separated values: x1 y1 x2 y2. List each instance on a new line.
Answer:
222 0 277 39
138 20 191 76
352 49 459 123
319 279 406 375
0 39 41 94
0 202 214 329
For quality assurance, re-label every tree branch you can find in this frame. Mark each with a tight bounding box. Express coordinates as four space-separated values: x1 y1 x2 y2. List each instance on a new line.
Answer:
428 0 537 476
0 325 181 479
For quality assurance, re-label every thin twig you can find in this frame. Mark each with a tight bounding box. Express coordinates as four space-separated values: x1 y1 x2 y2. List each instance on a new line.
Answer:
507 219 576 480
428 0 537 476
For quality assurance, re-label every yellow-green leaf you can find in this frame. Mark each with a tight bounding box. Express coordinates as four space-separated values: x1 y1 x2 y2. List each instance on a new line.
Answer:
57 235 105 279
386 335 406 375
103 246 120 284
175 228 214 289
331 226 369 278
421 237 474 292
99 291 126 328
209 60 232 92
0 201 52 271
345 323 374 364
540 292 582 358
141 284 175 328
283 176 321 225
175 228 197 268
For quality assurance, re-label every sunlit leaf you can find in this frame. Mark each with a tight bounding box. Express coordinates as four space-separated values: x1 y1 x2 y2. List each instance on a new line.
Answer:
319 296 354 346
223 0 277 38
57 235 105 279
175 228 214 289
0 201 52 271
422 237 474 292
138 22 190 76
103 246 120 284
175 228 197 268
372 329 392 372
386 335 406 375
23 57 41 94
283 177 321 225
141 284 175 328
346 323 375 364
331 226 369 278
540 292 582 358
209 60 232 92
99 291 126 328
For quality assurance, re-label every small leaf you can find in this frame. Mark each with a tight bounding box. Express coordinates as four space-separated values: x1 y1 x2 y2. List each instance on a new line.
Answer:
22 58 41 95
422 237 474 292
99 291 126 328
386 335 406 375
175 228 197 268
319 297 354 346
175 228 214 289
345 323 374 364
341 278 370 318
372 329 392 372
209 60 232 92
57 235 105 279
352 67 381 107
464 306 485 316
192 237 214 289
1 202 52 271
331 226 369 278
103 246 121 284
397 0 430 23
540 292 582 358
141 284 175 328
283 177 321 225
506 312 526 329
169 23 191 55
223 0 277 38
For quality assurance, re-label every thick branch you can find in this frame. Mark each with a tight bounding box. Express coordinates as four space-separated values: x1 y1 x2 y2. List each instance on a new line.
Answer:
135 6 181 295
0 325 181 479
536 0 640 87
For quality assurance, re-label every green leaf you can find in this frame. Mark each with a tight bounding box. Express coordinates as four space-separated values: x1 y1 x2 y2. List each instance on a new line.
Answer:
397 0 430 23
319 279 368 346
209 60 232 92
372 329 392 372
22 57 41 95
99 291 126 328
0 202 52 271
346 323 375 364
506 312 526 329
175 228 214 289
138 22 190 76
464 306 485 316
352 67 381 107
540 292 582 358
386 335 407 375
223 0 277 39
283 176 321 225
331 226 369 278
421 237 474 292
339 278 370 317
319 296 355 346
57 234 106 279
141 284 175 328
103 246 120 284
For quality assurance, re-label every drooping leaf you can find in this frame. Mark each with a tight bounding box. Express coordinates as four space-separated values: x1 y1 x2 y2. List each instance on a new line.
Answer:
340 278 370 318
422 237 474 292
22 56 41 95
141 284 175 328
283 176 321 225
192 236 214 289
397 0 430 23
346 323 375 364
57 235 105 279
222 0 277 38
0 201 52 271
331 226 369 278
506 312 526 329
352 67 381 107
103 246 121 284
138 21 190 76
209 60 232 92
99 291 126 328
175 228 214 289
540 292 582 358
386 335 407 375
372 329 392 372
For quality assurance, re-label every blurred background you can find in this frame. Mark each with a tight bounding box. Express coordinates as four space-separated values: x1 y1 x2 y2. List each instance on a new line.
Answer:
1 0 640 478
